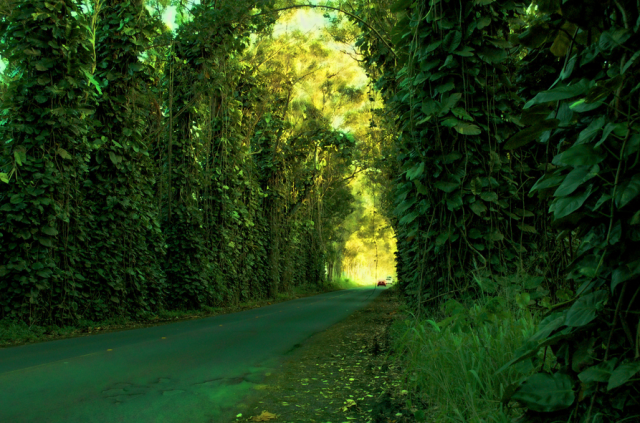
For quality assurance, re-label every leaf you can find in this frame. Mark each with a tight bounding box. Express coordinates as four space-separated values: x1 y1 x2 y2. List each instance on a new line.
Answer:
576 116 605 145
565 290 608 327
516 292 531 308
517 224 538 233
42 226 58 236
579 359 618 383
518 23 551 48
487 230 504 242
399 211 420 225
622 50 640 74
611 260 640 292
13 146 27 166
470 177 482 195
109 151 122 165
452 107 473 121
81 68 102 95
553 185 594 219
552 144 604 167
503 119 559 150
435 231 449 246
614 174 640 209
442 31 462 53
470 201 487 216
39 237 53 247
454 123 481 135
512 372 575 412
57 148 72 160
480 192 497 202
446 192 463 210
554 165 599 197
414 180 428 195
394 198 417 216
422 99 440 116
524 79 593 109
407 162 424 180
110 296 120 303
453 46 474 57
608 361 640 391
478 46 507 63
599 28 631 53
530 172 565 193
434 181 459 193
251 411 277 422
439 93 462 116
0 173 9 183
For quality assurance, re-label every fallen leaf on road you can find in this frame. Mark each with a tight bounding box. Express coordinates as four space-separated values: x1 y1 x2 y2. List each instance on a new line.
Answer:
250 411 277 421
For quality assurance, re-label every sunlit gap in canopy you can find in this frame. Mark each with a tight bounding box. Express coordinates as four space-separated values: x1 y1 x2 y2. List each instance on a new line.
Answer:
256 8 396 286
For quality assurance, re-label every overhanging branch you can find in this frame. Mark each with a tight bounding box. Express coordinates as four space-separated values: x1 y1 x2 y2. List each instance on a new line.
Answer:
252 3 397 60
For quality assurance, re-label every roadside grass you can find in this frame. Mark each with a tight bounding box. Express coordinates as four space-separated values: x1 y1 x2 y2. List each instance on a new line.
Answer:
391 291 544 422
0 281 348 348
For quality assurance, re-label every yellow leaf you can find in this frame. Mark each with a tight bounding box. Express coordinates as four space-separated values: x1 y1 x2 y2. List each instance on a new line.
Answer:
250 411 277 422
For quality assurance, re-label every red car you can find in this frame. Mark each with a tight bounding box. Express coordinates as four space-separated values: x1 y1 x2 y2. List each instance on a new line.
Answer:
377 280 386 287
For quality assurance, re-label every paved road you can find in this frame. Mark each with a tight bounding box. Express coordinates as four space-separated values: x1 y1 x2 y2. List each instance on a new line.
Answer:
0 287 382 423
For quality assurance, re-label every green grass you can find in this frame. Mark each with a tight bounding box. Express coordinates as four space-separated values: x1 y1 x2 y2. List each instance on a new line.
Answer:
391 295 541 422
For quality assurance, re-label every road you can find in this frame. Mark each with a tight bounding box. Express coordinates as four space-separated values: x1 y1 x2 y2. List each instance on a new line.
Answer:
0 287 382 423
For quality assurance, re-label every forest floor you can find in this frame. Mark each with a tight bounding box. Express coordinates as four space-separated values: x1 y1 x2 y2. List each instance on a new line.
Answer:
232 288 421 423
0 283 349 348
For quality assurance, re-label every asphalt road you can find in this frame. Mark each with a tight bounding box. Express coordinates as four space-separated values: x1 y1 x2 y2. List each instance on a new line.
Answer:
0 287 383 423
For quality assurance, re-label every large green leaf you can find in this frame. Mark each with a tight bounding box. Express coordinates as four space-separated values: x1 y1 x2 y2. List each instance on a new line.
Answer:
530 172 564 193
553 185 594 218
407 162 424 180
503 119 559 150
608 361 640 391
552 144 604 167
576 116 605 144
399 211 420 225
512 373 575 412
554 165 599 197
614 174 640 209
469 201 487 216
442 30 462 53
578 359 618 383
434 181 460 193
565 290 608 327
394 198 417 216
481 191 498 202
454 122 481 135
524 79 593 109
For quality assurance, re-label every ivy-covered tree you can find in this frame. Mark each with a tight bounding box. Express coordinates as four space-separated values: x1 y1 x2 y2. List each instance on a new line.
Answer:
0 0 94 323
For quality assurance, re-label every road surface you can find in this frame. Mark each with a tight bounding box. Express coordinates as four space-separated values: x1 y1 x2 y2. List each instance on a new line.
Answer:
0 287 382 423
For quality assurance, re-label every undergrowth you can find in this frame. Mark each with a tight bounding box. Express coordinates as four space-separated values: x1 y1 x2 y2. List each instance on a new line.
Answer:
392 290 547 423
0 282 346 347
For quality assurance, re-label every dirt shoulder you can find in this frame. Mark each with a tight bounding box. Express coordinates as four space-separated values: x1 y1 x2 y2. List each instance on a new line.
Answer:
232 288 418 423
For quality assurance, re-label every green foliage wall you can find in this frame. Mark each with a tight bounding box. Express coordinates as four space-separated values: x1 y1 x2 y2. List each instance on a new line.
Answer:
0 0 359 324
0 0 94 322
356 0 640 419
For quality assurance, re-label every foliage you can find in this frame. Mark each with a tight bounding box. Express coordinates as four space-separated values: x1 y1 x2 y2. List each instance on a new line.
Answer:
352 0 640 420
392 293 539 422
0 0 95 323
0 1 367 326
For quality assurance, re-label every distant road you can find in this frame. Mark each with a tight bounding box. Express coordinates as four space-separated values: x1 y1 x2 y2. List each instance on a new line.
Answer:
0 287 383 423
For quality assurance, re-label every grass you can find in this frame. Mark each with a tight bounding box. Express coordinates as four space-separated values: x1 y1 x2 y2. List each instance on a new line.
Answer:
0 280 351 348
391 292 542 423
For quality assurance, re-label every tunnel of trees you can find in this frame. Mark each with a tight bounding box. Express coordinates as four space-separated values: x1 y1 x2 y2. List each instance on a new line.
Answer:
2 0 640 420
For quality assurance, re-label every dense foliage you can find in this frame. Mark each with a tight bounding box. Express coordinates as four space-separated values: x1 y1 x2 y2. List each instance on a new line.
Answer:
352 0 640 420
0 0 361 325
